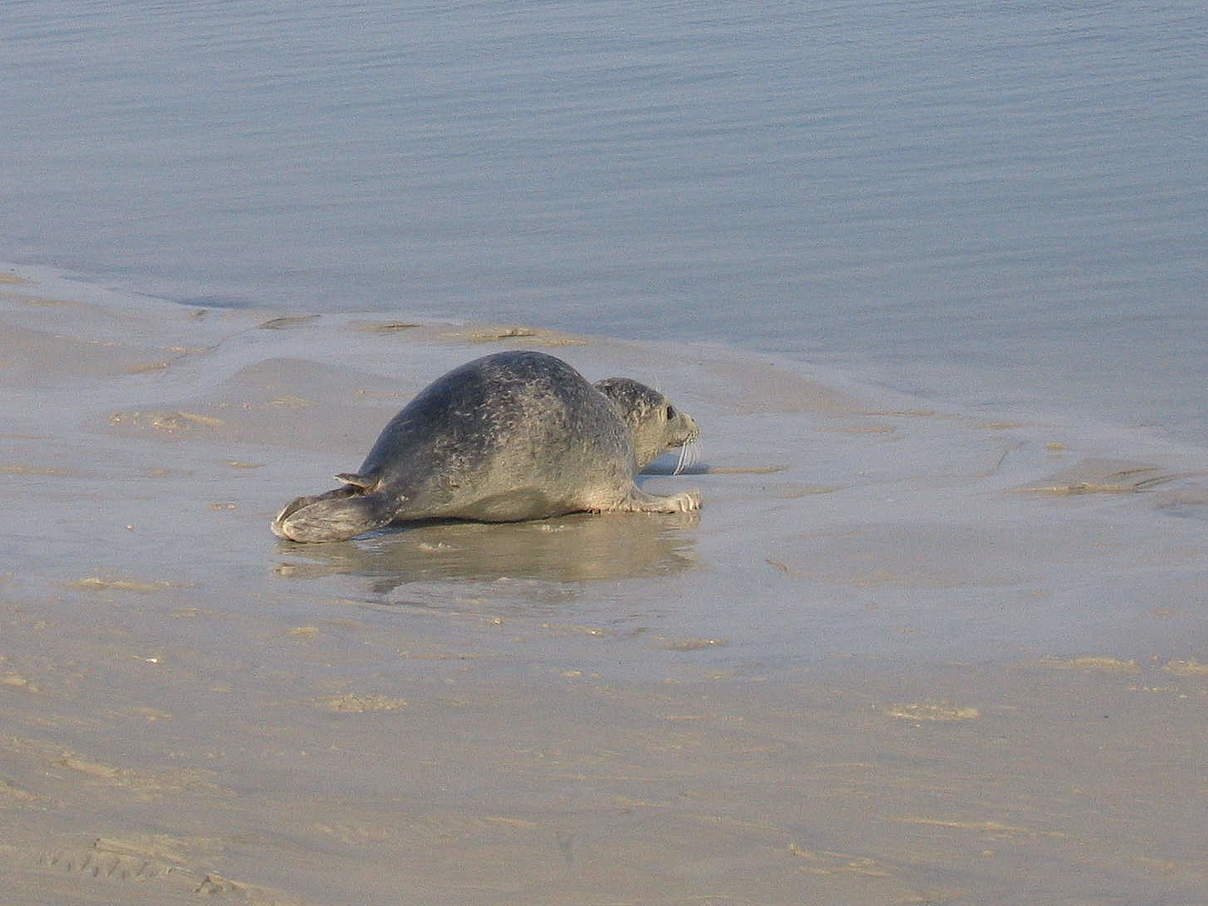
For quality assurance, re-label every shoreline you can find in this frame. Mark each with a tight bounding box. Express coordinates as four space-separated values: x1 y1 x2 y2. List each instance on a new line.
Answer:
10 258 1208 458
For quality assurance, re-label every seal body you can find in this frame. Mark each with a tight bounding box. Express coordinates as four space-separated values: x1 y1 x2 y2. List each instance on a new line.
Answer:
272 351 700 543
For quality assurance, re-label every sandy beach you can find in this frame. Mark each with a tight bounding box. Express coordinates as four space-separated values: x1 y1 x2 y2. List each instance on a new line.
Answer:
2 265 1206 905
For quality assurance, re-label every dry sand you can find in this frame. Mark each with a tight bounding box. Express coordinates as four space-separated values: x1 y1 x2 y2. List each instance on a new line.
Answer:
1 266 1206 905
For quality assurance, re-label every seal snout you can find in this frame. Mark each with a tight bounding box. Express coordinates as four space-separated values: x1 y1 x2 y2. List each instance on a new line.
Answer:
673 412 700 447
667 411 701 476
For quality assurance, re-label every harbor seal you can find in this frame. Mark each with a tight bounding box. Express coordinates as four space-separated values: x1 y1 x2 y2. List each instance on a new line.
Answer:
271 350 701 543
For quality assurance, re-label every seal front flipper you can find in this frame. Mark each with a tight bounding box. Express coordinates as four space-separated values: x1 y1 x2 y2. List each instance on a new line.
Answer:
272 488 403 543
608 486 702 514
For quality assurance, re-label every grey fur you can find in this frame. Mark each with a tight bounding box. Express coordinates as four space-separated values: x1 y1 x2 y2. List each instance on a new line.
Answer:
272 351 701 543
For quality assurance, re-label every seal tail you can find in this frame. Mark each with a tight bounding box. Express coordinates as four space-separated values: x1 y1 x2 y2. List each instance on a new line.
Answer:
272 487 402 543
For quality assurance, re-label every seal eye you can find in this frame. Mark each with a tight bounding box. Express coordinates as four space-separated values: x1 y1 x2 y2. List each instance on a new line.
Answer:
665 404 675 419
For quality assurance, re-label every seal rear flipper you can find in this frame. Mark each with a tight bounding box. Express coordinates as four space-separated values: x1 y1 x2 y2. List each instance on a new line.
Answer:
272 485 358 537
335 472 376 489
273 490 401 543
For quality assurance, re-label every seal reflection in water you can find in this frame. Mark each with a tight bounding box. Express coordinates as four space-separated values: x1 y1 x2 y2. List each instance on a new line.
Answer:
272 350 701 543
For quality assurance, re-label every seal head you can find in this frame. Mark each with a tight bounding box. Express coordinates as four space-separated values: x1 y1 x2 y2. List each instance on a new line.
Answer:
593 376 700 472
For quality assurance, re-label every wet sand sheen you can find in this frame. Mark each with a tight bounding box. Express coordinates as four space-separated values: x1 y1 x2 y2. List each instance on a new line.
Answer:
1 266 1206 904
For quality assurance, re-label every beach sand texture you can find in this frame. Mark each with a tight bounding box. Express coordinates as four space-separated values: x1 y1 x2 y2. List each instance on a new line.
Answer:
1 268 1206 904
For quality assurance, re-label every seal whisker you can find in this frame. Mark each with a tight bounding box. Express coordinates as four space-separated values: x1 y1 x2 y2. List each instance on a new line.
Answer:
673 437 702 475
673 444 688 476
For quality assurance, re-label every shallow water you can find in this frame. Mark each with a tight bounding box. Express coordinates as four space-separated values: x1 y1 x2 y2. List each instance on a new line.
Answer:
3 0 1206 442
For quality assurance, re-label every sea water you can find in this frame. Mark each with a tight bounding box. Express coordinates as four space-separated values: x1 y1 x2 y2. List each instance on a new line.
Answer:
2 0 1206 443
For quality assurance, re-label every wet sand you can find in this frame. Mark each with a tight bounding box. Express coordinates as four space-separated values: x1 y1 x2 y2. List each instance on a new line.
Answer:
2 266 1206 905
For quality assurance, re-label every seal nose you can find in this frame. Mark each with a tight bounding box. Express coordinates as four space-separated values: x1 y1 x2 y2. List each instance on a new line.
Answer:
680 412 700 442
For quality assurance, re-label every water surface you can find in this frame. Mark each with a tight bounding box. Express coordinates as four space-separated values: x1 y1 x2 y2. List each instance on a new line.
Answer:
3 0 1206 439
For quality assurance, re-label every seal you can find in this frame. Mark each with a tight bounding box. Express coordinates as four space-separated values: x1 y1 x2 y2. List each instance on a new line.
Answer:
271 350 701 543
